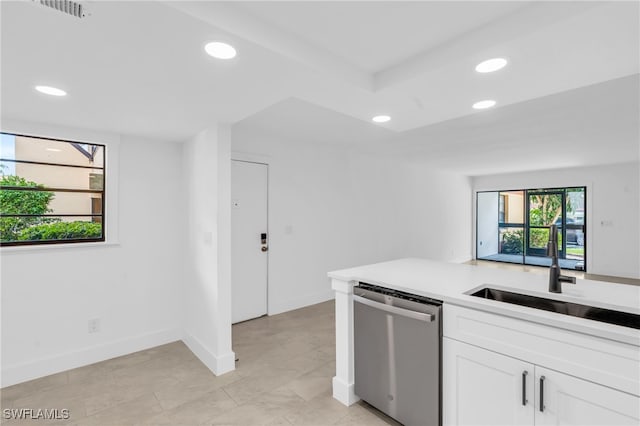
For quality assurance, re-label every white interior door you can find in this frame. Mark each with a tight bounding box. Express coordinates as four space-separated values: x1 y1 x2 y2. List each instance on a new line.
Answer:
231 160 268 324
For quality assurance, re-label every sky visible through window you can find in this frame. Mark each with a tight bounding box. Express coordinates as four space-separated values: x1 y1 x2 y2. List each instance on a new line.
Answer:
0 133 16 175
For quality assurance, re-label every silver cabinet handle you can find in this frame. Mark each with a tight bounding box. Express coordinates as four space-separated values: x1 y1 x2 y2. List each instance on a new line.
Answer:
353 295 434 322
539 375 546 412
522 371 528 406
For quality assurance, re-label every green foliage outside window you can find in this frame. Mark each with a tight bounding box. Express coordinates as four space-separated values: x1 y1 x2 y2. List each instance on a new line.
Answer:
529 228 549 248
501 230 523 254
0 175 55 241
501 228 564 254
529 192 574 227
0 174 102 242
18 221 102 241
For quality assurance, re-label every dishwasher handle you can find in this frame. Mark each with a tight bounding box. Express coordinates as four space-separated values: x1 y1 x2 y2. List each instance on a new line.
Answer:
353 294 435 322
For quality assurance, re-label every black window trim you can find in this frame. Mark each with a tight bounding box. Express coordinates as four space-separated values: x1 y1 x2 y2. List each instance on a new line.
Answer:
0 131 106 247
475 186 587 271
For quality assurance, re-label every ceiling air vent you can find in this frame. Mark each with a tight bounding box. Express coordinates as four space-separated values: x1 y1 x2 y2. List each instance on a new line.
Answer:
34 0 87 19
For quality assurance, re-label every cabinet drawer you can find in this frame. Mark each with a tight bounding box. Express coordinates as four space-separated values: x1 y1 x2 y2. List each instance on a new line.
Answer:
443 304 640 396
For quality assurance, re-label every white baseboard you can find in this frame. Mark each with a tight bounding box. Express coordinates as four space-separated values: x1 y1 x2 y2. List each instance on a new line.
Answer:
182 332 236 376
332 376 360 406
1 328 181 388
268 290 335 316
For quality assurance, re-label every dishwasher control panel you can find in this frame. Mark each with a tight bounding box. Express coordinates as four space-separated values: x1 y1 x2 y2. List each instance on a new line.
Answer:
356 282 443 306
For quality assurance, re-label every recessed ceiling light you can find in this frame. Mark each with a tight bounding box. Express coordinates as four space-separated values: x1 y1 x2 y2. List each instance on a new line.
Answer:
46 148 61 152
372 115 391 123
204 41 237 59
475 58 508 73
35 85 67 97
472 100 497 110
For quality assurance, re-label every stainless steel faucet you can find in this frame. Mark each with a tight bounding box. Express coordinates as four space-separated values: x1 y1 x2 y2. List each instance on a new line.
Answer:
547 224 576 293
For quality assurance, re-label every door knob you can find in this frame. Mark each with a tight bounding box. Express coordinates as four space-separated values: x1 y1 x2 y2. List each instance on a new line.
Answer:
261 246 268 252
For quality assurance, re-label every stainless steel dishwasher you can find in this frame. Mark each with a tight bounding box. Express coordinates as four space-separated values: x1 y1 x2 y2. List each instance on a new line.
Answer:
354 283 442 426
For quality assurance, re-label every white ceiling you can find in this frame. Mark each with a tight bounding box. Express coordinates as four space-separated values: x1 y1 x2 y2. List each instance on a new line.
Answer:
233 97 396 148
393 74 640 176
1 1 638 174
235 75 639 176
168 0 639 132
1 1 308 141
232 1 530 73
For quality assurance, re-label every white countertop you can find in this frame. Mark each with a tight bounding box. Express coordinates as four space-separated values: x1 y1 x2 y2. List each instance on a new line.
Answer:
329 258 640 346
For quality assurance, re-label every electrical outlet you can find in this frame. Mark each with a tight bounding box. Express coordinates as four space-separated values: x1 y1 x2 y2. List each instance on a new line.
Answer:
88 318 101 333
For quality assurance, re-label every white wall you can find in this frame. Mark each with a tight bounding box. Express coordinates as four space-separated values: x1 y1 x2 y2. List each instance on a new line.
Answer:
1 122 183 387
473 162 640 278
232 134 360 315
401 163 473 263
231 127 473 315
182 124 235 375
475 192 499 258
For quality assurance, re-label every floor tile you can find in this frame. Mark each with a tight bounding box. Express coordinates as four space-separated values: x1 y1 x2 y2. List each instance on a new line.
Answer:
222 365 301 406
282 364 333 402
153 371 242 410
78 394 162 426
209 388 305 426
1 372 68 403
0 300 396 426
332 403 399 426
141 388 237 425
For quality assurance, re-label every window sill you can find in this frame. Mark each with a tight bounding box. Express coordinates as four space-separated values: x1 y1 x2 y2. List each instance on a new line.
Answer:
1 241 120 254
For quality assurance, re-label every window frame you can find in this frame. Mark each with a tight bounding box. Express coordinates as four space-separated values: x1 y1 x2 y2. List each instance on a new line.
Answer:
475 186 587 271
498 194 507 223
0 131 106 247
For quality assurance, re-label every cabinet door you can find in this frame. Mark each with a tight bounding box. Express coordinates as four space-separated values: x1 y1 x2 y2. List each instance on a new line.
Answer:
535 367 640 426
444 338 534 426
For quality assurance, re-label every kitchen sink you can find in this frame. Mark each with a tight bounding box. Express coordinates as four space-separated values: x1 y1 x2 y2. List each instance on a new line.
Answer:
470 287 640 330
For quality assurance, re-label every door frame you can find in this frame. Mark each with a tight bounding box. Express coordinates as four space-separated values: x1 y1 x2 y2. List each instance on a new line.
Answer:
231 152 270 316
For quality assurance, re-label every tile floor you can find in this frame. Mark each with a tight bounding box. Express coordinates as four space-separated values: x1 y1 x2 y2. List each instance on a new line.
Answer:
0 300 399 426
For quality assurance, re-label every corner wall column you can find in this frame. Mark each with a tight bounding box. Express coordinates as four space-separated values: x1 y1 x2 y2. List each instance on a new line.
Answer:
331 277 360 406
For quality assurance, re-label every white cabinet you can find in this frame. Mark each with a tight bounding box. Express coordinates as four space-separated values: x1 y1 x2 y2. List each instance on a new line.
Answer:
444 338 534 426
444 338 640 426
535 367 640 426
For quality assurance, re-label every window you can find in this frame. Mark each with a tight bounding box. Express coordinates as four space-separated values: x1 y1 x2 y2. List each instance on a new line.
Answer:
476 187 586 271
0 132 105 246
